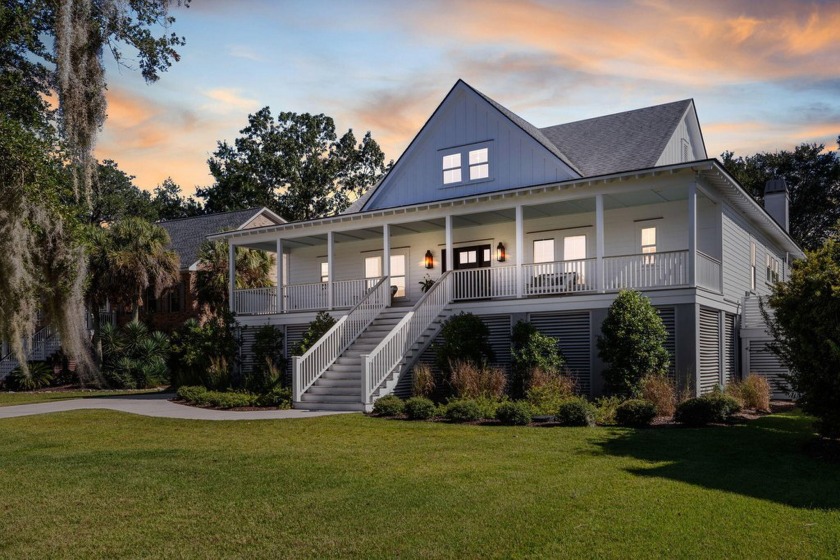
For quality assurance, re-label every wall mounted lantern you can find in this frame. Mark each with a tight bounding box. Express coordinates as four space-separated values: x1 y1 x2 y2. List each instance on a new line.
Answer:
424 249 434 269
496 242 506 263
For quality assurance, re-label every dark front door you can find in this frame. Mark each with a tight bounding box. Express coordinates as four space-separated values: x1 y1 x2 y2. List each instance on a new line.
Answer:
443 244 492 299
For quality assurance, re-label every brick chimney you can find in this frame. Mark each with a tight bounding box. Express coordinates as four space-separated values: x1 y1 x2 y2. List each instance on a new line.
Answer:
764 178 789 232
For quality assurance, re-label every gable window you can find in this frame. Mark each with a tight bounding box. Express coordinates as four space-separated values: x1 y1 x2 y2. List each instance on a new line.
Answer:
750 241 756 291
469 148 489 180
641 227 656 264
320 262 329 283
442 153 461 185
533 239 555 263
766 254 780 283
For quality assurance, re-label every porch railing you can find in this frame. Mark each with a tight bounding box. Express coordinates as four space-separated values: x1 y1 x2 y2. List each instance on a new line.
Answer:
523 258 596 296
292 276 390 402
332 278 370 309
604 250 688 291
451 266 517 300
234 279 372 315
283 281 327 312
697 251 722 293
361 271 454 405
233 287 278 315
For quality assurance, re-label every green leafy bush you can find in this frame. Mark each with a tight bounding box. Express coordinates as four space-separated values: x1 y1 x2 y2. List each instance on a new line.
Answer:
594 396 623 425
555 397 596 427
3 362 53 391
495 401 533 426
444 399 482 423
101 321 170 389
675 393 742 427
434 312 494 376
525 368 575 415
246 324 285 394
169 312 238 389
597 290 670 396
206 391 255 409
510 321 565 398
615 399 657 427
292 311 336 356
372 394 405 416
254 386 292 409
176 385 209 404
404 397 436 420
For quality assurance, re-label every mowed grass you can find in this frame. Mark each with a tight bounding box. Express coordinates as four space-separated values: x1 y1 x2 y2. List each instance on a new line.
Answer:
1 410 838 559
0 388 166 407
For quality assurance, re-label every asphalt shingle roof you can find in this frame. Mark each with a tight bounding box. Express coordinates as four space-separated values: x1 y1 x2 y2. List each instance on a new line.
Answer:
539 99 692 177
158 208 267 270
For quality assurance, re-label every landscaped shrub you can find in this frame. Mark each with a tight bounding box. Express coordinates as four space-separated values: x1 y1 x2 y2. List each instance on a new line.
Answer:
205 391 256 409
675 393 742 427
101 321 170 389
597 290 670 396
3 362 53 391
555 397 596 427
434 312 494 376
444 399 483 423
449 360 506 399
176 385 209 405
496 401 533 426
292 311 336 356
404 397 436 420
594 396 623 425
372 394 405 416
246 324 285 394
639 374 676 417
254 386 292 409
411 363 435 398
510 321 565 398
169 312 238 389
615 399 657 427
525 368 575 415
727 375 771 412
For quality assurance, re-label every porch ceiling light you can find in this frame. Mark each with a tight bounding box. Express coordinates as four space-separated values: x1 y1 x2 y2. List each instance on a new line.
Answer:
424 249 434 269
496 242 506 263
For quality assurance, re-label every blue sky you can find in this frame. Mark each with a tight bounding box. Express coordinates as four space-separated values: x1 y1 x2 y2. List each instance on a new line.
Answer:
95 0 840 194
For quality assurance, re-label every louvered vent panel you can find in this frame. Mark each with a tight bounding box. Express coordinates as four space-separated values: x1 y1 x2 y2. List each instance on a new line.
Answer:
528 311 592 396
698 307 721 395
656 307 677 382
724 313 737 384
748 341 791 399
285 324 309 386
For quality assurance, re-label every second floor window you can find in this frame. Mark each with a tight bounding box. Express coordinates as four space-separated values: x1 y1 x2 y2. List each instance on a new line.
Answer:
442 153 461 185
533 239 555 263
320 262 329 283
750 241 756 291
641 227 656 264
469 148 489 180
766 254 780 283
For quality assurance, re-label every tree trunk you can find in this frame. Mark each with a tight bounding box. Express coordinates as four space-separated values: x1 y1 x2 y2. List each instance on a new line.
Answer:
90 301 103 367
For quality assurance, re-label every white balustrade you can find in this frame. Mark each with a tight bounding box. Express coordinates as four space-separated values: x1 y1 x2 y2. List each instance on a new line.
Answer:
450 265 517 300
603 250 689 290
332 278 369 309
522 259 595 296
283 282 328 312
292 277 390 401
233 287 279 315
697 251 722 293
362 271 454 404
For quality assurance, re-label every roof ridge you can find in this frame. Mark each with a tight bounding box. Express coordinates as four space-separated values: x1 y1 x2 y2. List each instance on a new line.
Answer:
156 207 263 225
540 99 693 131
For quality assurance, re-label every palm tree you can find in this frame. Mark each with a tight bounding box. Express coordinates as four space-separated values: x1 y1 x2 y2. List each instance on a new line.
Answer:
84 225 114 366
196 239 274 316
108 218 180 322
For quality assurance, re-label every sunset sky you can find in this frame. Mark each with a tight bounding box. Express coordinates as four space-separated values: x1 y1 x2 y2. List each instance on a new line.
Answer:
95 0 840 195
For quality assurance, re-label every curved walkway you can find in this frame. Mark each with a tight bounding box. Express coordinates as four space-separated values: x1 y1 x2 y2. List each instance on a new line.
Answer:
0 392 354 421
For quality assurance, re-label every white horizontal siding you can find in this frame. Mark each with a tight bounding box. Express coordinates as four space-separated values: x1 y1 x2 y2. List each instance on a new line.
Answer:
722 204 787 301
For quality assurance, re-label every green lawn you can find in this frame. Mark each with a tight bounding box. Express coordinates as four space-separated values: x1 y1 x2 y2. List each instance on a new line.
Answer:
0 410 838 559
0 388 166 407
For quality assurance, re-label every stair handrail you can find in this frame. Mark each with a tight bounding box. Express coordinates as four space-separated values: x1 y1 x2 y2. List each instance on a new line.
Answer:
292 276 390 401
0 323 56 375
361 271 453 404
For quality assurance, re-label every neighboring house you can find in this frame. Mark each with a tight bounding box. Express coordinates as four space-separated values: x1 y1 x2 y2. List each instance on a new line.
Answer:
211 79 803 411
146 207 285 331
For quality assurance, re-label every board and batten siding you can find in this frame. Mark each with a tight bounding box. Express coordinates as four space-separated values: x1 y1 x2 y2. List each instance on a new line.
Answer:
528 311 592 396
655 108 706 166
698 307 721 394
365 84 577 210
721 204 787 301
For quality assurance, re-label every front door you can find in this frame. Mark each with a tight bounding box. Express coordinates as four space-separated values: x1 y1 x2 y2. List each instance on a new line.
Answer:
443 244 492 299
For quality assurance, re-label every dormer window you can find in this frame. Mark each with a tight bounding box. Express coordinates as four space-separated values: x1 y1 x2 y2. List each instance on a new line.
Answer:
469 148 489 180
442 153 462 184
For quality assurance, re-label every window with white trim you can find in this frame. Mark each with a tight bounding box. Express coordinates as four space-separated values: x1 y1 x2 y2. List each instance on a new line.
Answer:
390 254 406 298
533 239 555 263
365 256 381 279
750 240 756 291
641 227 656 264
442 153 461 185
320 262 329 283
469 148 489 180
766 253 780 283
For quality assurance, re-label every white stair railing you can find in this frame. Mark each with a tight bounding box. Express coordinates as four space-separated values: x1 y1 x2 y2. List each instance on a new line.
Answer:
292 276 390 402
361 271 453 405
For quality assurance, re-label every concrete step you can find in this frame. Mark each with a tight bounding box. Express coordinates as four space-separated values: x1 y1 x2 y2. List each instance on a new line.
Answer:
328 363 361 373
321 370 360 380
312 377 358 388
306 385 359 396
335 357 362 366
294 401 365 412
300 393 361 403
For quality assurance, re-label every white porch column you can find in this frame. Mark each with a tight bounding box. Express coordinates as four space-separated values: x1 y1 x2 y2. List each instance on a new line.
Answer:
228 241 236 313
688 180 697 286
382 224 391 307
276 238 284 313
327 231 334 310
595 194 605 293
515 205 524 298
445 215 453 272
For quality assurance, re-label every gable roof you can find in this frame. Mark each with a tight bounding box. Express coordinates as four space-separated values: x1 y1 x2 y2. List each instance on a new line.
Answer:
158 207 284 270
539 99 693 176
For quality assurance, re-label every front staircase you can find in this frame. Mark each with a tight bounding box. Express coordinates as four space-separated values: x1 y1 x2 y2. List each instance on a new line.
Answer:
298 306 410 411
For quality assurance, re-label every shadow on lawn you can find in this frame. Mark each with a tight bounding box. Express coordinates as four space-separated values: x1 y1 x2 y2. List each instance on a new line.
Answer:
597 413 840 510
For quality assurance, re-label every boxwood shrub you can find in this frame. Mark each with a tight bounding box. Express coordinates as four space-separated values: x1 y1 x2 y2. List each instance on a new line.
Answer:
404 397 436 420
675 393 742 427
555 397 596 427
615 399 657 427
373 394 405 416
444 399 483 423
495 401 533 426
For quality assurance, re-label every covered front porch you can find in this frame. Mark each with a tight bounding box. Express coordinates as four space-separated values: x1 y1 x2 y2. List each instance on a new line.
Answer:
224 174 722 318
